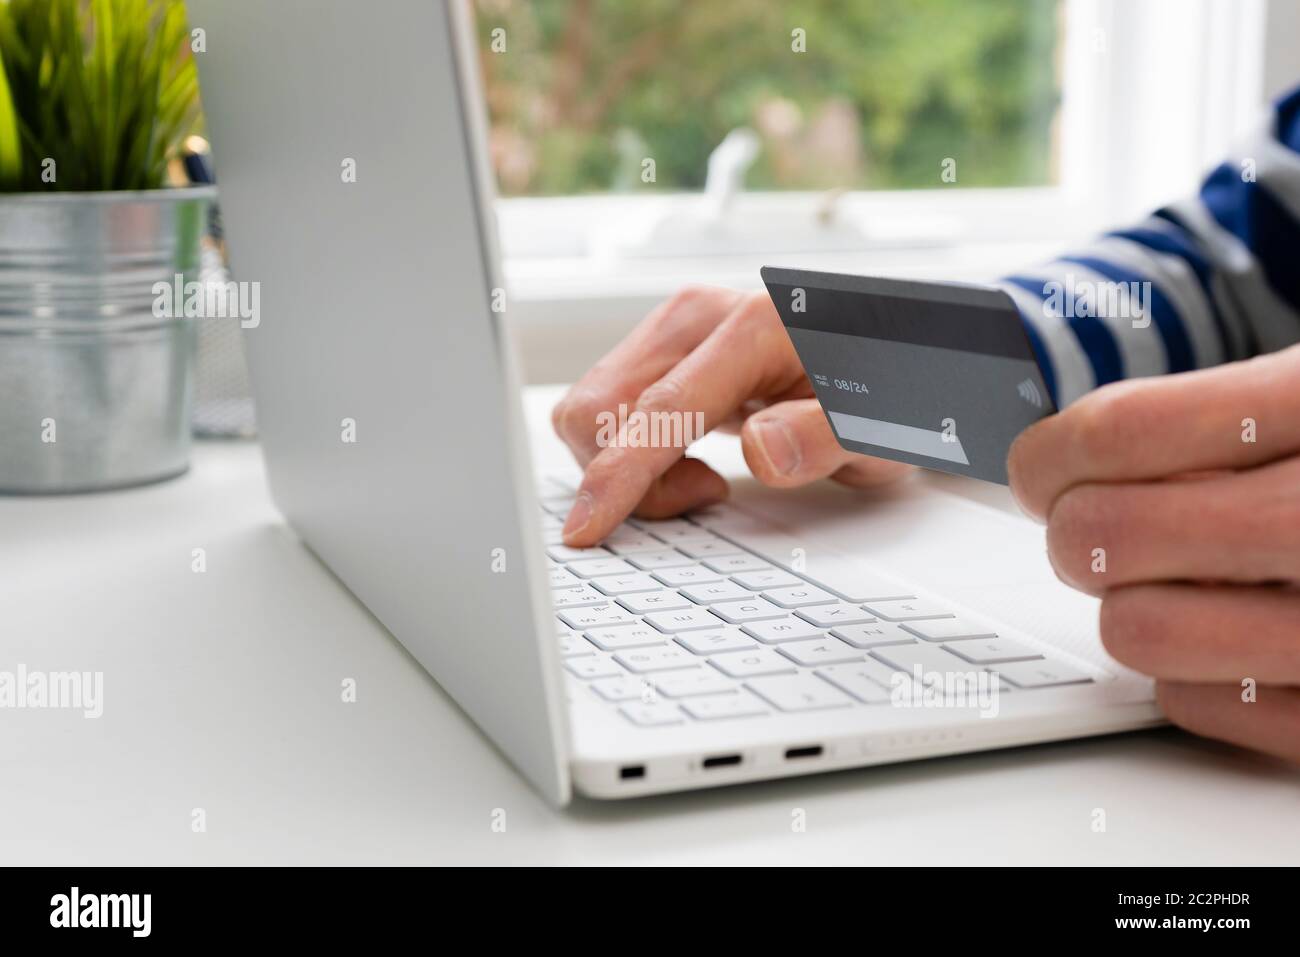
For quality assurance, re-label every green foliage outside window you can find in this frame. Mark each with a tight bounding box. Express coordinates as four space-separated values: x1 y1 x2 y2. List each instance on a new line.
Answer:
476 0 1061 196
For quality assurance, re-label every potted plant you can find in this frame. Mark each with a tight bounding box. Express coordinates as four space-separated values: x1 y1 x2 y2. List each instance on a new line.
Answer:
0 0 211 492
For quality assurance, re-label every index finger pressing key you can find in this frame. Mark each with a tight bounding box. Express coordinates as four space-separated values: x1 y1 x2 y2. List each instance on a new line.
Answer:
563 299 801 544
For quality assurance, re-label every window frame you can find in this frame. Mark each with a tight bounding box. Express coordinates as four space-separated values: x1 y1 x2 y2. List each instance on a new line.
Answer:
494 0 1281 373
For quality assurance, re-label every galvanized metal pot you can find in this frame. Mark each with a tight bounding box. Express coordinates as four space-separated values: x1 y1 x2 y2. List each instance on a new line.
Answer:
0 187 215 493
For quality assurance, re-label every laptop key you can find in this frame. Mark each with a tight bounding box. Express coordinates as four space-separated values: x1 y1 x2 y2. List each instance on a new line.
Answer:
681 692 769 720
746 675 853 712
558 633 595 657
605 539 670 556
835 656 912 692
776 636 865 667
591 573 663 596
723 539 914 603
567 557 637 579
816 665 895 704
644 607 724 633
549 567 581 589
601 528 664 554
703 554 775 574
944 637 1043 664
547 544 611 562
652 565 723 587
590 676 653 702
653 670 738 698
992 659 1093 688
584 624 668 651
558 603 639 629
677 539 743 559
731 569 803 591
901 617 998 641
626 549 695 571
870 644 984 680
740 617 824 644
675 629 758 655
619 591 694 614
761 584 838 608
627 517 697 533
709 648 798 678
709 598 787 624
566 656 625 680
650 527 720 546
830 622 918 648
614 646 700 673
552 583 609 609
795 602 876 628
863 598 956 621
865 650 1011 694
680 580 752 604
636 519 717 544
619 702 684 727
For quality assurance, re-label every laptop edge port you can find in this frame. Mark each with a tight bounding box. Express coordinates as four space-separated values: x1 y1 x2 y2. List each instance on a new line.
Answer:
784 745 824 760
701 754 743 769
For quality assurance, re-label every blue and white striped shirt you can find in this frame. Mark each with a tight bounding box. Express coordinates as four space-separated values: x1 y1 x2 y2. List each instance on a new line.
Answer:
999 85 1300 407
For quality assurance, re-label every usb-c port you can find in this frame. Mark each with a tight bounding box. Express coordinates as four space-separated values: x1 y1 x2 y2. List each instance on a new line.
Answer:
785 745 824 760
702 754 743 769
619 765 646 780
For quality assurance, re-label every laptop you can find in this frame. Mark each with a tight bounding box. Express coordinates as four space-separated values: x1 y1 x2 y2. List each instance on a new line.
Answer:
188 0 1162 804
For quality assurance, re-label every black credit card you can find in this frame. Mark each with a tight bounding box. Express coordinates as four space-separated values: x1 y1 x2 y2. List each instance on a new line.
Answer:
761 266 1055 484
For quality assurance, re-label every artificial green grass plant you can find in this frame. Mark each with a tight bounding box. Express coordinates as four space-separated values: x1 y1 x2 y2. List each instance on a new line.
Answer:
0 0 199 191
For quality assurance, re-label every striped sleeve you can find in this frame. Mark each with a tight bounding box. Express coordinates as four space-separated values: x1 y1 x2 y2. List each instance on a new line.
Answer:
999 85 1300 408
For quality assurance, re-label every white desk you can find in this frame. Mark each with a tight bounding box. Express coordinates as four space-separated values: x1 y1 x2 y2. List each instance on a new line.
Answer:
3 386 1296 866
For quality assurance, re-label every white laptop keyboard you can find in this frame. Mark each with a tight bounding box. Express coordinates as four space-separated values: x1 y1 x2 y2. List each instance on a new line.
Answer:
539 484 1093 728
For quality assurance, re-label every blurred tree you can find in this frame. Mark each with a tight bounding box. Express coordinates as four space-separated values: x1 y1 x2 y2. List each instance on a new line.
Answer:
475 0 1060 195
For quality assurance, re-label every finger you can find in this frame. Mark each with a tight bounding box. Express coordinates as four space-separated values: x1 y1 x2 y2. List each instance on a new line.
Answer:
1008 345 1300 521
552 287 743 466
740 398 913 489
1043 455 1300 595
564 458 729 546
564 296 803 544
562 458 729 545
632 457 730 520
1100 583 1300 684
714 397 782 435
1157 681 1300 765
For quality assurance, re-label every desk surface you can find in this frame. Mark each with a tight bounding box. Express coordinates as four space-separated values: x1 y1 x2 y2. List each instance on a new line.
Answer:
2 386 1297 865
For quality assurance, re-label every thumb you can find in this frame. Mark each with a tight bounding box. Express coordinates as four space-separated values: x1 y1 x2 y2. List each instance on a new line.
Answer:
740 398 913 489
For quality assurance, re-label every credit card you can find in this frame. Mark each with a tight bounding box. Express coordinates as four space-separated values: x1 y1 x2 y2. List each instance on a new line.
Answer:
761 266 1055 484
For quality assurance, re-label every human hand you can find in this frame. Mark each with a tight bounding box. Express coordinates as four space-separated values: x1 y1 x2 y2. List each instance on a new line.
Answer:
553 286 911 546
1008 346 1300 763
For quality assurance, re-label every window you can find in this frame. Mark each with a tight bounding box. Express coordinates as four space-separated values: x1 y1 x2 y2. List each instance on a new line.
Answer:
476 0 1062 196
472 0 1281 381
